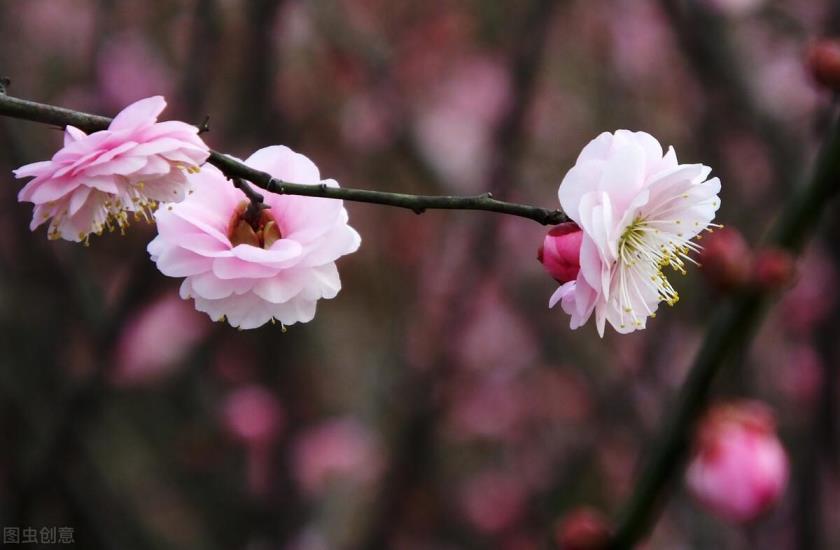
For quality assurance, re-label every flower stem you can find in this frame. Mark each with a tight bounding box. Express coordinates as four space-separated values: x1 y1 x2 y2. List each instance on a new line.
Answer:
0 92 567 226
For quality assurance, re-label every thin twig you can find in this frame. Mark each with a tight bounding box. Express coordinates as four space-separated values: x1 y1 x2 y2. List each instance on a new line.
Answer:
232 177 266 207
608 108 840 549
232 177 269 228
0 93 567 226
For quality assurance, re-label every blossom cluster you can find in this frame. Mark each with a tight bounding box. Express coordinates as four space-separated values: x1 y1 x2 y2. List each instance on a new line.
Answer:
14 97 360 329
13 99 719 334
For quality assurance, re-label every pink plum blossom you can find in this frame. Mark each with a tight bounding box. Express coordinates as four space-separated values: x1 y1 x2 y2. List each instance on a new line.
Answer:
291 417 383 497
148 146 361 329
686 401 789 523
552 130 721 336
15 96 209 242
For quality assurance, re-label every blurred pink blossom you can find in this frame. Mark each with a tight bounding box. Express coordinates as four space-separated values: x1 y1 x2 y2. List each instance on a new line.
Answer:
413 57 510 191
292 418 383 497
395 11 474 92
554 507 611 550
213 341 259 385
15 96 209 242
454 280 539 372
98 33 174 109
755 49 819 123
718 133 773 202
781 246 837 334
523 369 592 423
609 1 673 82
459 470 527 534
341 91 398 153
222 385 285 447
113 292 211 386
222 385 285 497
686 401 789 523
447 373 523 441
752 248 796 291
148 146 361 329
12 0 95 68
699 226 752 291
776 344 823 403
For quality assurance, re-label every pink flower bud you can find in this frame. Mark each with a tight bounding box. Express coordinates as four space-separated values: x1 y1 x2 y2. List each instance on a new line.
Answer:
699 227 751 291
554 508 610 550
752 248 796 291
538 223 583 284
686 401 789 523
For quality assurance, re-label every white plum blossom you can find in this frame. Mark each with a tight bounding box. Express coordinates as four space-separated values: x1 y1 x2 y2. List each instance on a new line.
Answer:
551 130 721 336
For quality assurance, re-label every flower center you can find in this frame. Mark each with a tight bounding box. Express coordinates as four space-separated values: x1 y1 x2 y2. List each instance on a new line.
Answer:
228 201 282 249
614 216 700 329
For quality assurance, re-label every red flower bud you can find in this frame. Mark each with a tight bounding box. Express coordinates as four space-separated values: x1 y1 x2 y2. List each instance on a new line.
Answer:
538 222 583 284
554 508 610 550
807 40 840 91
752 248 796 291
699 227 752 291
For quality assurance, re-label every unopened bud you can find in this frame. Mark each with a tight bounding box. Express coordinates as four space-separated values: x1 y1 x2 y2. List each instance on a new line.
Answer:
538 222 583 284
686 400 788 524
699 227 751 291
807 39 840 91
554 508 610 550
752 248 796 291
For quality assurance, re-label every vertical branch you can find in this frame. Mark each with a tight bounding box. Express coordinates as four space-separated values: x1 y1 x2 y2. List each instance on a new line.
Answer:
607 109 840 549
228 0 287 142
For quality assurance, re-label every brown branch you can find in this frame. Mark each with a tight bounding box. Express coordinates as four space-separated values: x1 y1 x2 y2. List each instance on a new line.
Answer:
0 92 567 226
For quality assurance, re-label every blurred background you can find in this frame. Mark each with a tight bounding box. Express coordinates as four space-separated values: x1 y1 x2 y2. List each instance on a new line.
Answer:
0 0 839 548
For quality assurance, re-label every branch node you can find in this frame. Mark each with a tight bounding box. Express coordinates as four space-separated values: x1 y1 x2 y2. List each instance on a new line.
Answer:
412 207 426 215
197 115 210 134
319 183 328 192
483 191 494 199
0 77 9 95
